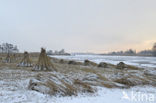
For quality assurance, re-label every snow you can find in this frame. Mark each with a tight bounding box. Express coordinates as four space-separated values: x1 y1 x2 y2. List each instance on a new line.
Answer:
0 80 155 103
0 77 155 103
51 55 156 68
0 55 156 103
0 82 155 103
56 86 156 103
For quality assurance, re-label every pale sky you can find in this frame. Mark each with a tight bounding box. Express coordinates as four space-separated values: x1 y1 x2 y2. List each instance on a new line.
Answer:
0 0 156 53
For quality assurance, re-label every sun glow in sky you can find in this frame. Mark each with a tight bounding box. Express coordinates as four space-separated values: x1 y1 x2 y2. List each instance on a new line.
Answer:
0 0 156 53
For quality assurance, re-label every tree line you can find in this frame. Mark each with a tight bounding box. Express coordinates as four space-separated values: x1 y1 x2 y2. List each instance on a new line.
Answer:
107 43 156 57
0 43 19 53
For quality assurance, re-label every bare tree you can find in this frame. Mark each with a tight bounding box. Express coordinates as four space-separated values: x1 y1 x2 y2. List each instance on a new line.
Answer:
0 43 19 53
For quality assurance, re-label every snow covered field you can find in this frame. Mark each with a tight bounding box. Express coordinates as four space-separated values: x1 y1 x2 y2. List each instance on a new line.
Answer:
53 86 156 103
1 76 155 103
0 55 156 103
51 55 156 103
51 55 156 68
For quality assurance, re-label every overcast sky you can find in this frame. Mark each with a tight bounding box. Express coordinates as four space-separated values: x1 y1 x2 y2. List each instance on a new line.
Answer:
0 0 156 53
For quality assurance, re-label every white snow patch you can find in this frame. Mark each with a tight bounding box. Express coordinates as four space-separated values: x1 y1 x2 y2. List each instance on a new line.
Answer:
0 84 155 103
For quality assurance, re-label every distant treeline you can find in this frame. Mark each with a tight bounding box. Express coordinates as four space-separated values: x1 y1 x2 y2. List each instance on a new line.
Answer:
102 43 156 57
47 49 70 55
0 43 19 53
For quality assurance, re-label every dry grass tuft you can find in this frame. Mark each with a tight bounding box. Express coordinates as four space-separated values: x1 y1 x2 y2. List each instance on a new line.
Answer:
84 60 97 66
68 60 82 65
98 62 108 68
116 62 126 69
74 79 95 93
114 77 136 87
61 80 77 96
59 59 69 64
68 60 77 65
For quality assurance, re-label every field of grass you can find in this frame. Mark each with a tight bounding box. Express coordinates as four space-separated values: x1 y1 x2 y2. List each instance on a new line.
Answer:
0 53 155 97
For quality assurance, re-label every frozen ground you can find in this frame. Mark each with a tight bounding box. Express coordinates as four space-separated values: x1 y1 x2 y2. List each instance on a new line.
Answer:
51 55 156 68
1 76 155 103
0 55 156 103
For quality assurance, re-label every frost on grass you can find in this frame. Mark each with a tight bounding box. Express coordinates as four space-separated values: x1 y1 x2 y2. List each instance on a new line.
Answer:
28 72 96 96
27 56 156 96
0 54 156 102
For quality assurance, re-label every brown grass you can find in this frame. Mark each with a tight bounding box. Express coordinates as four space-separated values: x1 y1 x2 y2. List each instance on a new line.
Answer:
74 79 95 93
84 60 97 66
33 48 56 71
1 54 155 96
18 51 33 67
